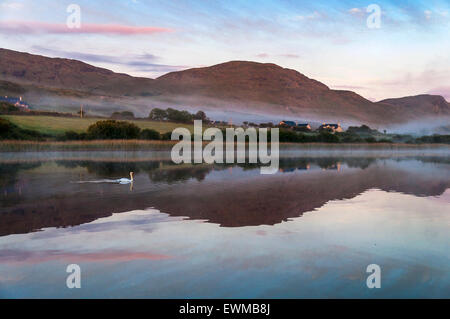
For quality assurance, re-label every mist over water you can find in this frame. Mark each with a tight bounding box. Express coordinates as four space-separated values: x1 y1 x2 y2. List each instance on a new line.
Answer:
386 116 450 135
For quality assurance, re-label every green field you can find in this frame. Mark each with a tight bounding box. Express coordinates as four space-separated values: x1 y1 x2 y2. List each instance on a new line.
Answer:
0 115 195 135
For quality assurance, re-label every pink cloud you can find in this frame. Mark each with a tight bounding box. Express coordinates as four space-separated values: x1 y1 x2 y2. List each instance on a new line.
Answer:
427 86 450 101
256 53 300 59
0 250 172 264
0 21 173 35
280 53 300 59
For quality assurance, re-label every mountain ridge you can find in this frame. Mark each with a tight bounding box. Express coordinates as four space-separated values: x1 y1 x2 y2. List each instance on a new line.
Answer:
1 48 449 125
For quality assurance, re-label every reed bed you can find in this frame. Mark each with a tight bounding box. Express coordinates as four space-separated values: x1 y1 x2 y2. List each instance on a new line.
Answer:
1 140 449 152
0 139 178 152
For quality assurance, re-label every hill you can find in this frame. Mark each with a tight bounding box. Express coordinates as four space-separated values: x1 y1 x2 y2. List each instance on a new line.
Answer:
152 61 416 124
1 48 449 126
378 94 450 114
0 48 153 95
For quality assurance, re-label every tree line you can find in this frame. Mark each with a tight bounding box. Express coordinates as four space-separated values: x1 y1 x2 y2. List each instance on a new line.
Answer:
109 108 210 124
148 108 209 123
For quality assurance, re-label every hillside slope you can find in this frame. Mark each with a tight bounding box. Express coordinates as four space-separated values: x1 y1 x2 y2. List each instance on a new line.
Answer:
152 61 417 124
1 48 449 125
378 94 450 115
0 48 153 95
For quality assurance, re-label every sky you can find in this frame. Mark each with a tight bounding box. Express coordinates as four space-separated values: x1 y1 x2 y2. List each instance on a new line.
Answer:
0 0 449 101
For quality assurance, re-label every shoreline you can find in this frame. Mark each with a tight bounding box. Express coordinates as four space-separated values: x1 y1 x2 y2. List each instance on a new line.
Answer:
0 139 449 152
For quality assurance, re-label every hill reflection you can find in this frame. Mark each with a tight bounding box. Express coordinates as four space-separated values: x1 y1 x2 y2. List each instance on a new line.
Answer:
0 156 449 235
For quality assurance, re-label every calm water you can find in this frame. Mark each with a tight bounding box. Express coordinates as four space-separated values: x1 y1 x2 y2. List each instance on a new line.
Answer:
0 151 449 298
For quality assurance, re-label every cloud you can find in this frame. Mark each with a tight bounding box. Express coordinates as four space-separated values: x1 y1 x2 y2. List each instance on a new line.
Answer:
292 11 322 21
347 7 369 18
423 10 449 20
0 2 23 10
426 87 450 101
0 21 173 35
348 8 362 15
372 69 449 88
280 53 300 59
33 46 157 64
368 68 450 101
256 53 300 59
424 10 433 20
332 84 369 90
137 65 188 73
31 46 188 74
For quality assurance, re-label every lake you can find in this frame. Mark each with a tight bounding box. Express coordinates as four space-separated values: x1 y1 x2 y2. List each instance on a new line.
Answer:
0 150 449 298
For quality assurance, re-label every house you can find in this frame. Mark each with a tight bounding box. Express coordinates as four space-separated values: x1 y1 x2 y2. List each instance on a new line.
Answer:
279 120 296 127
318 123 343 133
0 96 30 110
321 162 341 171
280 167 296 173
296 123 312 132
297 163 311 170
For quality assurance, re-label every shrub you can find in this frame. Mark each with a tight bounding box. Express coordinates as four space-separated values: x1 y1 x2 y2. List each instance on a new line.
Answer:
166 108 193 123
319 132 340 143
149 108 167 121
365 137 377 143
0 118 44 140
87 120 141 139
339 133 363 143
0 102 18 113
140 128 161 140
279 129 300 142
0 118 14 136
59 131 87 141
193 110 208 121
160 132 173 140
347 124 375 134
259 122 274 128
415 134 450 144
149 107 209 124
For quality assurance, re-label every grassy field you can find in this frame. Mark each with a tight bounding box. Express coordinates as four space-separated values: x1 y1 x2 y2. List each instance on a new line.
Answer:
0 115 195 135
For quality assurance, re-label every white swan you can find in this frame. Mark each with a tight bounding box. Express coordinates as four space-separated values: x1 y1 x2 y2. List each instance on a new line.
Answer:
72 172 134 185
117 172 134 184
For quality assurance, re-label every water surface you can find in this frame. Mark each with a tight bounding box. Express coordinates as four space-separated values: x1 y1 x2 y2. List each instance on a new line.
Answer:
0 151 449 298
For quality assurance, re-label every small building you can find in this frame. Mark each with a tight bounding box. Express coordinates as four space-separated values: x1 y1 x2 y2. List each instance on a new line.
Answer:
297 163 311 170
296 123 312 132
318 123 343 133
0 96 30 110
279 120 297 127
321 162 341 171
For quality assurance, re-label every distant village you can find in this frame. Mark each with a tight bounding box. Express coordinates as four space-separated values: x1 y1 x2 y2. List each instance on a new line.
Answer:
0 96 354 135
277 121 343 133
238 120 345 133
0 96 30 111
